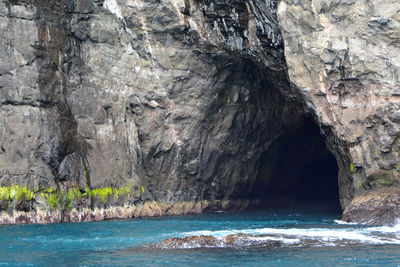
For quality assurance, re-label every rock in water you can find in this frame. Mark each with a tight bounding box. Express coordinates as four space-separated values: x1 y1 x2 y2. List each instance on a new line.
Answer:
150 235 221 249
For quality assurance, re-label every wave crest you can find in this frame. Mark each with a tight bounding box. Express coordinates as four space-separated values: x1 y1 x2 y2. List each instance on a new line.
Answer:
149 222 400 249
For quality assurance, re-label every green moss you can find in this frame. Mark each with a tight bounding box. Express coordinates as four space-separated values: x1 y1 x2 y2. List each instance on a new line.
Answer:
124 186 131 196
89 186 133 203
40 185 135 210
15 185 35 201
71 187 82 200
47 193 61 210
41 186 84 211
91 187 113 204
379 179 394 186
366 170 396 188
0 187 11 202
350 163 355 173
0 185 36 203
0 184 138 211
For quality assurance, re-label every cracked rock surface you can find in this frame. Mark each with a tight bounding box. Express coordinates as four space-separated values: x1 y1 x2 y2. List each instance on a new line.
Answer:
277 0 400 223
0 0 399 225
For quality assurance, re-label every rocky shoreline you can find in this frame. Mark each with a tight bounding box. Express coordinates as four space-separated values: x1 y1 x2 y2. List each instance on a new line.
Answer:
0 199 252 225
342 188 400 226
1 0 400 226
1 195 399 226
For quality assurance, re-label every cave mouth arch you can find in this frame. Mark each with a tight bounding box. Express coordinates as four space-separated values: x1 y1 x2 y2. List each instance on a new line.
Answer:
200 59 341 213
245 115 341 212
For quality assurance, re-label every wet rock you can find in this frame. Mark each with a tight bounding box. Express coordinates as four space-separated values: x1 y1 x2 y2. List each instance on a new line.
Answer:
149 233 332 249
342 189 400 225
0 0 299 221
151 235 220 249
0 0 399 225
277 0 400 221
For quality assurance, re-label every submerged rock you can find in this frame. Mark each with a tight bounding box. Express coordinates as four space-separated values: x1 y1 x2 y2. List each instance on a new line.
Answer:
150 224 400 249
151 235 221 249
149 234 287 249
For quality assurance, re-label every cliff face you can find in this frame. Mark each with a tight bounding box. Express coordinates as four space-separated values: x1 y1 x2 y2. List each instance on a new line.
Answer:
278 0 400 224
0 0 399 225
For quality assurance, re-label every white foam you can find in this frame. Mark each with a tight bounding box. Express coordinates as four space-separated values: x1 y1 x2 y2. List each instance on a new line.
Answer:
249 236 301 244
182 222 400 246
334 219 358 225
368 219 400 233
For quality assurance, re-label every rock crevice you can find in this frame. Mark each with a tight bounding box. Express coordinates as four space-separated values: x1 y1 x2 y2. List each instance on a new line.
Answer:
0 0 399 225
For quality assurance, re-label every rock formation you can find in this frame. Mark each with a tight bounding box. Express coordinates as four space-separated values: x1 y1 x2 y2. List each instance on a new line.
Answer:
277 0 400 224
0 0 399 225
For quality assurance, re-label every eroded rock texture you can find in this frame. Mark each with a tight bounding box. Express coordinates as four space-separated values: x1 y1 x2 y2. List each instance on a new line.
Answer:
0 0 399 224
278 0 400 223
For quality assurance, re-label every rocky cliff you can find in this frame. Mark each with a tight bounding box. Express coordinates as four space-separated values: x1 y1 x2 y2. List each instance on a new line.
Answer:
0 0 399 225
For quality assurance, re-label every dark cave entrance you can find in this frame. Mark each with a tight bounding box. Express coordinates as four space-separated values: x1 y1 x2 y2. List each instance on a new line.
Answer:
246 116 341 212
204 59 341 213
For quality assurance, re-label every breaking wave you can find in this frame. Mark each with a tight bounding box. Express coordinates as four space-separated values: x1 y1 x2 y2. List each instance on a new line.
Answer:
150 220 400 249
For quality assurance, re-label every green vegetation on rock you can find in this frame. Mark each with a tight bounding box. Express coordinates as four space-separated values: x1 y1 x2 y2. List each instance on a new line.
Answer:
366 170 396 188
42 185 134 209
46 193 61 210
0 185 36 203
0 184 141 211
90 186 131 204
350 163 355 173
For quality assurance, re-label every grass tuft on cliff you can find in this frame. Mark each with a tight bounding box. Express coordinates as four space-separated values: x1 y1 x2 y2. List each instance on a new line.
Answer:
0 184 141 211
0 185 36 202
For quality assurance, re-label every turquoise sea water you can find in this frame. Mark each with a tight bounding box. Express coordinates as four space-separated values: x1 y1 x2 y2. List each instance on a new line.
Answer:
1 207 400 266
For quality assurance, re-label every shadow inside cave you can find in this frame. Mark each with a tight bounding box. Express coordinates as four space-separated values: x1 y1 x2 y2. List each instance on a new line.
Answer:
245 116 341 213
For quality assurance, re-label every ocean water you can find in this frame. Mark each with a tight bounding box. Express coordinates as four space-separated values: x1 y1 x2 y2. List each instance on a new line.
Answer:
1 207 400 266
